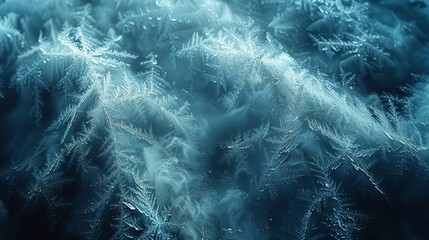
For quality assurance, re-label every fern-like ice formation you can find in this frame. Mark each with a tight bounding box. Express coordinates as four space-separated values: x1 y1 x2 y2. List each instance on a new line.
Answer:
1 0 429 239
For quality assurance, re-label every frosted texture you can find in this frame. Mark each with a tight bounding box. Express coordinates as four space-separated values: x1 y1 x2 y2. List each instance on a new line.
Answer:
1 0 429 239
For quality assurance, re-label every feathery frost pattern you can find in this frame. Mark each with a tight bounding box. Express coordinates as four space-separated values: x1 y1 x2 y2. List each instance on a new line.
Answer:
0 0 429 239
